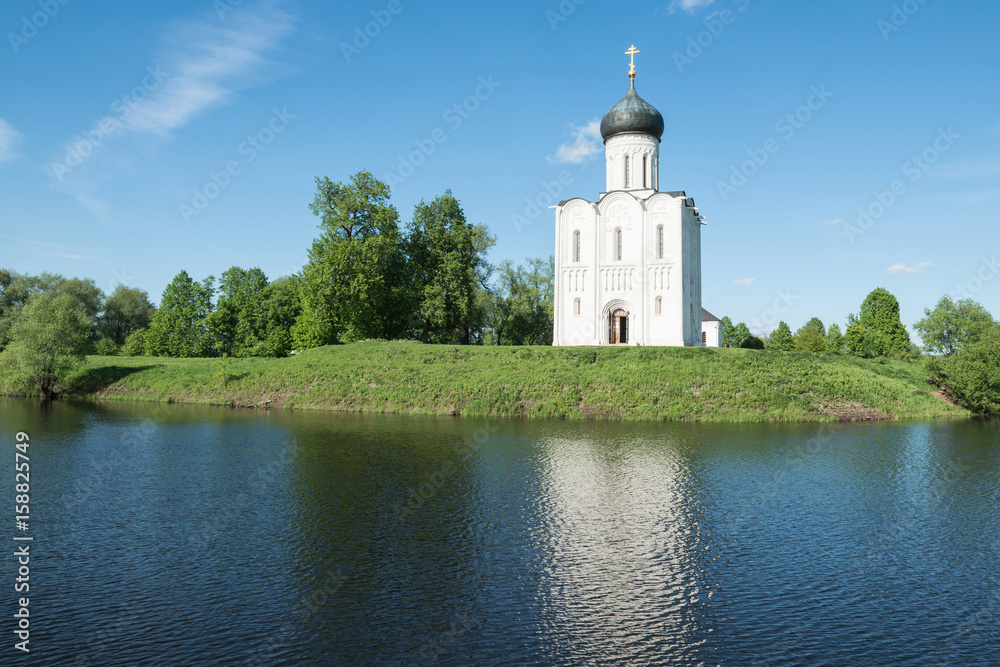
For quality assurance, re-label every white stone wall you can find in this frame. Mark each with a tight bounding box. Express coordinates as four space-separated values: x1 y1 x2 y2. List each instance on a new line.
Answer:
702 320 721 347
552 120 704 347
604 133 659 191
554 190 702 347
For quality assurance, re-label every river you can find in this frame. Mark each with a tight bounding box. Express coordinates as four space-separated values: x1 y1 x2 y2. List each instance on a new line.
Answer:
2 400 998 665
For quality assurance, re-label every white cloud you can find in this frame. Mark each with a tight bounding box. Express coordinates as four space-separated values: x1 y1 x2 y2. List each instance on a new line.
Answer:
886 261 932 275
48 2 296 216
0 118 24 165
823 217 842 225
548 120 602 165
667 0 718 14
732 278 756 286
124 7 295 137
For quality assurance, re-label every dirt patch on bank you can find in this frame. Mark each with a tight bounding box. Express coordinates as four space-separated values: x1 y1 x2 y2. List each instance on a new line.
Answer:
818 402 894 421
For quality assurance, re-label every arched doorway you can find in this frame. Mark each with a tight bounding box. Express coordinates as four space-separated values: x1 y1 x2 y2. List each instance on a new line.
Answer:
609 308 628 344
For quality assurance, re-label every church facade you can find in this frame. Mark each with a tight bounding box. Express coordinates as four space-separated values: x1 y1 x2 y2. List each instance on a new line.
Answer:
553 48 711 347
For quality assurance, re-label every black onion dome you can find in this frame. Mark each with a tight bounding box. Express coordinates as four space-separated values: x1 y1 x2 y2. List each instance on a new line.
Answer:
600 79 664 141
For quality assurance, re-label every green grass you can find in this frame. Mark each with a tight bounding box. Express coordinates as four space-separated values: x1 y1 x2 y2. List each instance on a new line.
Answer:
1 342 969 422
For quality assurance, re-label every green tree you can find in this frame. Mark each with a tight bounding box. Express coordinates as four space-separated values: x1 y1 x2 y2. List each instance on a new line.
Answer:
257 276 302 356
208 267 269 356
795 323 827 352
740 335 765 349
408 190 495 344
768 321 794 351
826 323 845 352
145 271 215 357
803 317 826 338
98 285 155 346
719 316 740 348
120 328 147 357
298 171 409 345
0 270 63 348
729 322 752 348
914 295 994 356
927 324 1000 416
857 287 912 356
488 257 554 345
844 313 890 358
0 292 91 398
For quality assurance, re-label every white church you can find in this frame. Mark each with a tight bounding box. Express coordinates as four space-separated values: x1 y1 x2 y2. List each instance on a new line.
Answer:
552 47 721 348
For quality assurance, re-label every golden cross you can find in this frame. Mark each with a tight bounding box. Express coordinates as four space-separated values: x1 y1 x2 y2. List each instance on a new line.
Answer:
626 45 640 77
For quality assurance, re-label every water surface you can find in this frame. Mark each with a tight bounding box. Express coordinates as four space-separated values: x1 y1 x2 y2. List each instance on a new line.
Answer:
3 400 998 665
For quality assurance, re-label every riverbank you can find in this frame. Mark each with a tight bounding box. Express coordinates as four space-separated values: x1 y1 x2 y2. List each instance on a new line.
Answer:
3 341 968 422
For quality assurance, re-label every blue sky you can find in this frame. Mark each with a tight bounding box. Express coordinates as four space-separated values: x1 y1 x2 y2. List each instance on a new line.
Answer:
1 0 998 337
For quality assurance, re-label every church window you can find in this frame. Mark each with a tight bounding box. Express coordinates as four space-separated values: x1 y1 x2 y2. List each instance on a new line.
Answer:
616 229 622 261
643 156 648 188
657 225 664 259
656 296 662 316
574 230 581 262
702 331 708 345
574 298 581 317
624 155 630 188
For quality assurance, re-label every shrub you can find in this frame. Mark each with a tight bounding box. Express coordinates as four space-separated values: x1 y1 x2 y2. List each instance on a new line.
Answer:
120 329 147 356
740 336 765 350
94 339 119 356
928 324 1000 416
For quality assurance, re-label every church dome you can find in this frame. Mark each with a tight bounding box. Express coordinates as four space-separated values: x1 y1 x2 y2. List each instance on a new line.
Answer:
600 79 664 142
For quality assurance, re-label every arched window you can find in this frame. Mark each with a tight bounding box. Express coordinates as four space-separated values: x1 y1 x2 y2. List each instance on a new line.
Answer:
643 156 648 188
624 155 630 188
616 229 623 261
574 298 581 317
656 296 662 316
657 225 664 259
573 230 581 262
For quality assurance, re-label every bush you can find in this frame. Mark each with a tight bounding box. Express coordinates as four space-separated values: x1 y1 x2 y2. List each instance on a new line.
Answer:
928 324 1000 416
94 339 119 356
740 336 765 350
845 322 889 358
120 329 147 356
795 325 827 353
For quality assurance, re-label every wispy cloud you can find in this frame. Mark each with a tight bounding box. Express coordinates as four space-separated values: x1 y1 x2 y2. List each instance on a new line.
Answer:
886 261 932 275
934 157 1000 180
823 217 842 225
0 118 24 165
666 0 718 14
125 6 296 137
548 120 602 165
732 278 756 286
48 1 297 217
15 239 101 262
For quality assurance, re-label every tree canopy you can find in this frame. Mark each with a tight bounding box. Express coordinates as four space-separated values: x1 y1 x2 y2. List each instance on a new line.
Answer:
297 171 409 345
145 271 215 358
846 288 911 358
768 321 794 351
928 323 1000 416
0 291 91 398
408 191 495 344
914 295 994 356
98 285 155 347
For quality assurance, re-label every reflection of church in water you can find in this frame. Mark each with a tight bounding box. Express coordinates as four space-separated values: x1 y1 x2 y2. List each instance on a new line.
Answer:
553 46 720 347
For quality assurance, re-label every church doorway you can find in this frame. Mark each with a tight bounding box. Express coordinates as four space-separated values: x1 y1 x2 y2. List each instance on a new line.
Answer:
609 309 628 344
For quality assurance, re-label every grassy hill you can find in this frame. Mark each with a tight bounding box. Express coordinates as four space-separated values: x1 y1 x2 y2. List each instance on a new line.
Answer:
4 342 968 422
